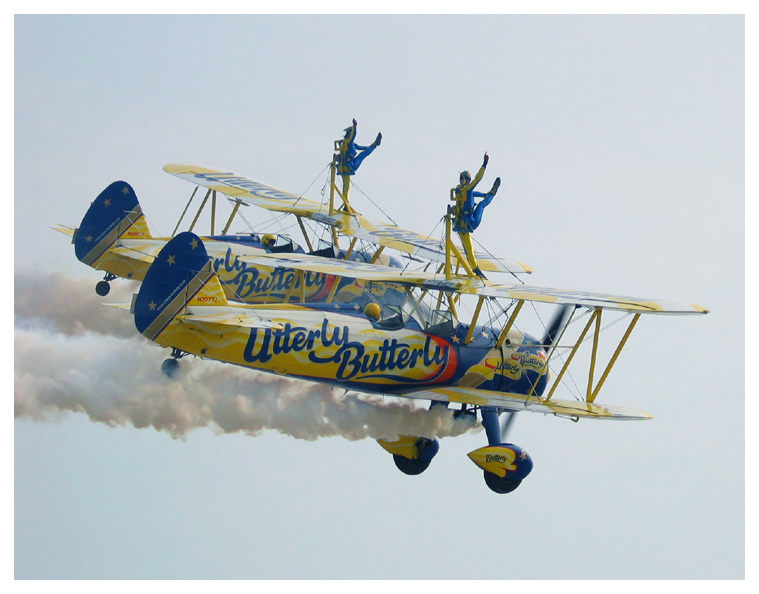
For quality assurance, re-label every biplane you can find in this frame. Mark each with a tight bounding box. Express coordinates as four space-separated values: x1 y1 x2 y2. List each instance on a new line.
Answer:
54 164 532 304
53 180 404 305
59 129 708 493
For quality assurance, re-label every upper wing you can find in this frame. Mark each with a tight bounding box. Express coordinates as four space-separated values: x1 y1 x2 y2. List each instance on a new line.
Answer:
467 281 710 315
233 252 440 284
393 386 653 420
163 164 330 218
228 252 709 315
163 164 532 274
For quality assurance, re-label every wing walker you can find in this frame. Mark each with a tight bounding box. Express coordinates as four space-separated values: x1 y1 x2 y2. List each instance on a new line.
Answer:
56 120 708 493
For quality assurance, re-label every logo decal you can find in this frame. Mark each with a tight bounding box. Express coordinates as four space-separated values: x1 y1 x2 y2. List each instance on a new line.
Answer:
213 248 329 301
242 318 454 383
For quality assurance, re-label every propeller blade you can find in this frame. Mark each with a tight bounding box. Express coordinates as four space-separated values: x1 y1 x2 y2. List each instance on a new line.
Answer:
499 411 517 441
541 304 574 355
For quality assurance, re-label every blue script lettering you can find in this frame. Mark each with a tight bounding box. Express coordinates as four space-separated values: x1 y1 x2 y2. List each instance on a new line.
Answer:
214 248 327 300
242 318 449 381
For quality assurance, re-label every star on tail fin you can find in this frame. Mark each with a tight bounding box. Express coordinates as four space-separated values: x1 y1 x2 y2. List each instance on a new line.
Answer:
74 181 152 267
133 232 227 340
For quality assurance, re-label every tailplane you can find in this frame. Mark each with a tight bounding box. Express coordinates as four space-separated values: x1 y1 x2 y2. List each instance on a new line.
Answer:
134 232 227 341
74 181 152 267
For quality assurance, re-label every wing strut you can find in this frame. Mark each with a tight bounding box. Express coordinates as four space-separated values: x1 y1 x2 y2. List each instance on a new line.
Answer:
588 313 640 403
344 237 358 260
326 277 341 303
586 308 603 402
188 188 212 233
545 308 600 401
544 309 642 404
172 185 199 236
283 269 307 304
464 295 487 344
369 245 385 264
221 199 244 235
496 300 525 348
295 216 315 252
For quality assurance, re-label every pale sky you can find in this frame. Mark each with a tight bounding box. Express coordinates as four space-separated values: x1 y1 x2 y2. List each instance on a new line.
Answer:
13 12 746 580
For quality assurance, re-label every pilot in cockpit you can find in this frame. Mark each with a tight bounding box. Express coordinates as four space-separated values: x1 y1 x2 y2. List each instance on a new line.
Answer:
363 302 404 330
262 234 276 251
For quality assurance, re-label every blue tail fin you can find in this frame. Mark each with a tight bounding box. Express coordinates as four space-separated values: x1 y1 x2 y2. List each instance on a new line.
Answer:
134 232 227 340
74 181 151 266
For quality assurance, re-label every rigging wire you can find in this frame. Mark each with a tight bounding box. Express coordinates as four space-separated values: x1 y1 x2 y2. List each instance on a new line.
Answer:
398 215 445 274
206 162 332 242
162 172 638 409
541 307 592 402
544 309 636 403
299 162 332 202
350 180 398 226
470 232 526 285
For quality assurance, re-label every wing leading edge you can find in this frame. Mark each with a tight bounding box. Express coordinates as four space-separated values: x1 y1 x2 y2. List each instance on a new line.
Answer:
394 387 653 420
219 251 709 315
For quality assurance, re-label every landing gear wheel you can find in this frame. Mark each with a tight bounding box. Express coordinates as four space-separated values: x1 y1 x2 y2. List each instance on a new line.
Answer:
393 454 431 476
483 471 522 494
95 280 111 296
391 437 438 475
161 358 180 378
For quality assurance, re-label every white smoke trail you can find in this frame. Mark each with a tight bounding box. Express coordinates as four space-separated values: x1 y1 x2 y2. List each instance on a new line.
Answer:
14 271 139 337
14 271 480 441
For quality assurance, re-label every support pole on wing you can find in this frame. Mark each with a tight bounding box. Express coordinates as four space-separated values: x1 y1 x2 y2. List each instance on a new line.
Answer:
545 308 601 401
369 245 385 264
210 190 217 235
404 287 428 323
464 295 487 344
284 270 304 303
325 276 342 303
449 241 476 278
344 237 358 260
179 186 240 237
586 308 603 402
189 188 212 233
444 206 453 279
496 300 525 348
221 199 243 235
446 292 459 320
295 216 315 252
526 305 576 398
588 313 640 403
173 186 199 236
329 154 337 216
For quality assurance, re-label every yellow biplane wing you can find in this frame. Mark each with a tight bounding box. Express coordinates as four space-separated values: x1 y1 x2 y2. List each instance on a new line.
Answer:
164 164 330 218
163 164 532 275
227 252 709 315
466 282 709 315
394 387 653 420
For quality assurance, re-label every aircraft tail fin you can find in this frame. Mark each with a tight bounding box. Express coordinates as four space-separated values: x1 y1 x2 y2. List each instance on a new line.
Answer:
74 181 152 266
134 231 228 341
